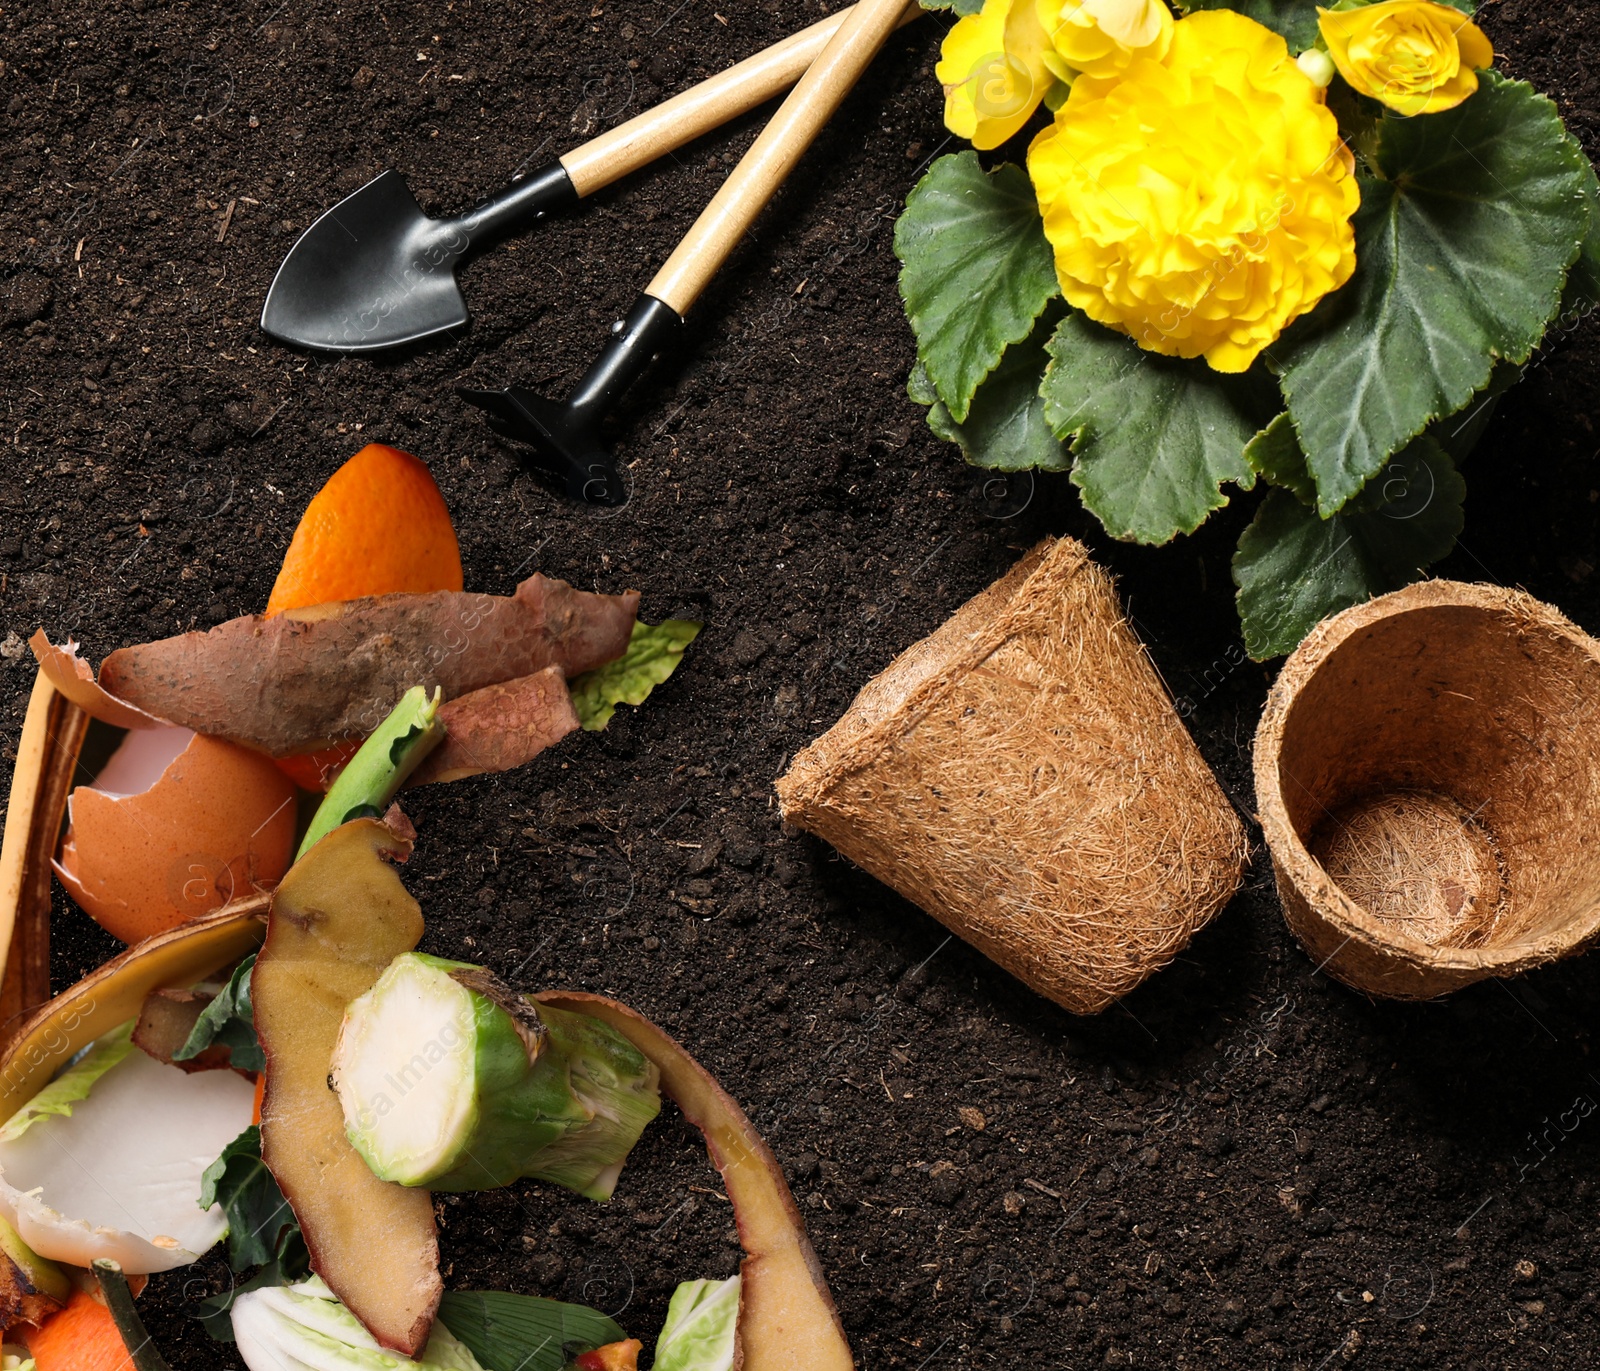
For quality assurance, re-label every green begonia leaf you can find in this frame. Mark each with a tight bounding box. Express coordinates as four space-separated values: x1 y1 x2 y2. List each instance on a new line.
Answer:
1040 311 1270 545
1175 1 1325 50
1244 414 1316 507
1233 436 1465 659
1177 0 1473 49
895 152 1059 423
918 0 984 17
1276 74 1592 516
0 1023 134 1142
569 620 701 731
908 311 1068 472
1559 152 1600 322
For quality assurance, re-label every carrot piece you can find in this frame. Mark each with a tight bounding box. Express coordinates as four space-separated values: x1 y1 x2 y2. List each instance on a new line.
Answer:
265 444 462 792
22 1289 136 1371
275 740 362 794
265 444 462 617
574 1339 642 1371
251 1071 266 1125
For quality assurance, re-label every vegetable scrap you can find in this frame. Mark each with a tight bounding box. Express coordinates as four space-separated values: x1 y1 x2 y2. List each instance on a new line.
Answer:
296 686 444 859
265 443 463 793
93 1261 170 1371
173 955 265 1073
0 793 850 1368
20 1289 130 1371
411 669 577 787
569 620 702 732
265 444 464 617
42 573 638 757
652 1278 739 1371
435 1290 629 1371
332 953 660 1197
253 816 439 1357
232 1278 484 1371
0 439 743 1364
27 438 697 943
0 1219 69 1332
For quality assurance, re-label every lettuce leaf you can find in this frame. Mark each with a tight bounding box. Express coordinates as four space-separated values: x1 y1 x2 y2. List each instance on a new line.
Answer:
232 1278 483 1369
654 1277 740 1371
568 621 701 732
0 1023 135 1143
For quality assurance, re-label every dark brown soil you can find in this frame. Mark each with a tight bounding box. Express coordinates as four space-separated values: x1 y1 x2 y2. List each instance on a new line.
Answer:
5 0 1600 1366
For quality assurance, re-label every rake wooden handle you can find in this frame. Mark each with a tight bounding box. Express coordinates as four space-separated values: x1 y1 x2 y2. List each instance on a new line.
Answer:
560 0 922 199
641 0 915 316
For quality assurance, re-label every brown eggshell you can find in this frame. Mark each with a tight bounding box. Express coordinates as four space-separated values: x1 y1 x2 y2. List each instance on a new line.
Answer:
55 732 298 943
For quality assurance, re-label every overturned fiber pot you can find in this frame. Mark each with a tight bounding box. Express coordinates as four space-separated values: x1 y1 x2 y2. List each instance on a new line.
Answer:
776 537 1247 1015
1255 580 1600 1000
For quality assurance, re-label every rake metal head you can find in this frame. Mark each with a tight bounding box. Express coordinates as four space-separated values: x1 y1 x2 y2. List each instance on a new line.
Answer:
459 386 627 506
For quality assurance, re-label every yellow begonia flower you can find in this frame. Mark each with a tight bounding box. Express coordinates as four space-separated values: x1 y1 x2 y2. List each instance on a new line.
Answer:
1039 0 1173 83
1027 10 1359 373
1318 1 1493 116
937 0 1053 150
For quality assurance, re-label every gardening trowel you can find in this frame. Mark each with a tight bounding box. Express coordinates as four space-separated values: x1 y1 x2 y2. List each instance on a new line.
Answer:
461 0 915 505
260 1 920 353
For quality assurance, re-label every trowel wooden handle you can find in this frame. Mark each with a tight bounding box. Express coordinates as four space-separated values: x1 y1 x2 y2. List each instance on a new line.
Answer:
644 0 913 316
560 0 922 199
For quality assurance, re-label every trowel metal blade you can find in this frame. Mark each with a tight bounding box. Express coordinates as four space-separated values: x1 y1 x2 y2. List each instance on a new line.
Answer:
260 171 471 352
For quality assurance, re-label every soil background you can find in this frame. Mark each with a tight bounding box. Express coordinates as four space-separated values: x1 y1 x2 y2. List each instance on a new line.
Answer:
5 0 1600 1366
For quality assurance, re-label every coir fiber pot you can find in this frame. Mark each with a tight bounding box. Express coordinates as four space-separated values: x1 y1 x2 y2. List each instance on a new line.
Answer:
776 536 1247 1015
1255 579 1600 999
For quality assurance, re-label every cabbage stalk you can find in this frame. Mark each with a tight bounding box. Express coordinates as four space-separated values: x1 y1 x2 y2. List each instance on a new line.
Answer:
331 954 660 1198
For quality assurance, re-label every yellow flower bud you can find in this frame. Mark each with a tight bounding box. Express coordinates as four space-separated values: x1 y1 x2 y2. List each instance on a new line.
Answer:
1040 0 1173 82
1027 10 1359 373
1297 47 1336 88
937 0 1053 150
1317 1 1493 116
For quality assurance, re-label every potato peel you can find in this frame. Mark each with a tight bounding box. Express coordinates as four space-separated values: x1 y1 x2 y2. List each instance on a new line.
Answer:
254 817 441 1359
96 574 638 757
536 992 855 1371
0 900 267 1122
409 668 580 787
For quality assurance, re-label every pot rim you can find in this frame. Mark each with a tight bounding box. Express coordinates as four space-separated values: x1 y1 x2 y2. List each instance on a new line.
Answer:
1254 578 1600 974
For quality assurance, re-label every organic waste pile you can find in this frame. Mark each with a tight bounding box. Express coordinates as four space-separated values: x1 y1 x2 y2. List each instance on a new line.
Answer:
0 450 835 1371
5 0 1600 1368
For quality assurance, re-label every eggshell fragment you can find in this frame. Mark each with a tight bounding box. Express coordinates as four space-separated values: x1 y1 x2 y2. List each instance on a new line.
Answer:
55 728 298 944
0 1047 254 1273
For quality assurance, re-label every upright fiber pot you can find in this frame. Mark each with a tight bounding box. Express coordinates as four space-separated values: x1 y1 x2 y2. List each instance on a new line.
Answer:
1255 580 1600 999
776 537 1247 1015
